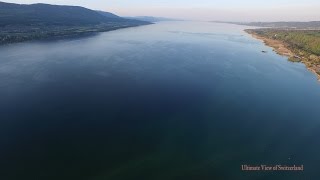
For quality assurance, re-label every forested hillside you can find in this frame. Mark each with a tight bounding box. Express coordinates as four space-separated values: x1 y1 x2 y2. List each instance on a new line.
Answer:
0 2 151 44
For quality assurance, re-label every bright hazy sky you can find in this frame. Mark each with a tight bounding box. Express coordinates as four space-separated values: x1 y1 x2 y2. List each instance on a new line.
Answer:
4 0 320 21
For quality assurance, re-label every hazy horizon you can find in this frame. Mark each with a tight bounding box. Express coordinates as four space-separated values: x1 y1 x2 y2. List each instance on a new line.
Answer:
3 0 320 21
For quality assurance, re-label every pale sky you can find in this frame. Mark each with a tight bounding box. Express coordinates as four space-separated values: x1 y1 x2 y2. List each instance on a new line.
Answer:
4 0 320 21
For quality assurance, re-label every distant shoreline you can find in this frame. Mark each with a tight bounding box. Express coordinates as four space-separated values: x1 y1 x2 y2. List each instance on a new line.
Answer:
245 29 320 80
0 23 151 46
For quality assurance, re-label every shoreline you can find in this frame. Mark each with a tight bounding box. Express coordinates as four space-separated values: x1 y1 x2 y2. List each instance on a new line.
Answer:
0 23 151 46
245 30 320 80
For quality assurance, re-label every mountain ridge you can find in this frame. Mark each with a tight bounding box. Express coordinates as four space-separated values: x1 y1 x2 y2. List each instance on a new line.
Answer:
0 1 141 26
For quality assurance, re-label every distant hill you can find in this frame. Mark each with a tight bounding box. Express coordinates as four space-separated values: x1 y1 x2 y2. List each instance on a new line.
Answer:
125 16 179 23
213 21 320 29
0 2 106 26
0 1 151 45
0 1 149 26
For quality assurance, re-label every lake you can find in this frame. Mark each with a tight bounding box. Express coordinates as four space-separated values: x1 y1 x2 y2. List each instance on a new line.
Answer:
1 21 320 180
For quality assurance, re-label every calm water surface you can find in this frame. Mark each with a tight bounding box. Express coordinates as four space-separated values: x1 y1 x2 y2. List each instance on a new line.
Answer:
1 22 320 180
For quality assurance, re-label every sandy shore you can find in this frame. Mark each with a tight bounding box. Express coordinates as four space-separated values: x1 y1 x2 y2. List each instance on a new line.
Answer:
247 31 320 80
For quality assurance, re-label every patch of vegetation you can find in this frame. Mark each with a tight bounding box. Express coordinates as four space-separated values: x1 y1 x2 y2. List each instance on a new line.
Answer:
247 29 320 75
253 29 320 55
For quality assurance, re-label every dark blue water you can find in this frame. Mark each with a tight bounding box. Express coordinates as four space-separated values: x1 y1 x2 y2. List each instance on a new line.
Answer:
1 22 320 180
